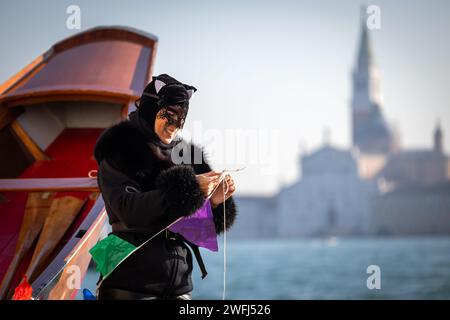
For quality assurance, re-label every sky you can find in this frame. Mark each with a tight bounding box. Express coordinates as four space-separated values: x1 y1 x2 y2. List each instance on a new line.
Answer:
1 0 450 195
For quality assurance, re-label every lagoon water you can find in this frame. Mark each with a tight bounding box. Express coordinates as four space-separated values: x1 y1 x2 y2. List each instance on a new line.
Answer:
78 237 450 299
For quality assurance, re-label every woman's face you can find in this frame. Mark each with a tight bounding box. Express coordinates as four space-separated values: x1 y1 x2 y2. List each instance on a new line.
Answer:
154 106 185 144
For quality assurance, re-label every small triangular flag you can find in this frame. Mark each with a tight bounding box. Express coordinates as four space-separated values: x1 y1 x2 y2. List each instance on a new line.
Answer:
12 274 33 300
89 234 136 278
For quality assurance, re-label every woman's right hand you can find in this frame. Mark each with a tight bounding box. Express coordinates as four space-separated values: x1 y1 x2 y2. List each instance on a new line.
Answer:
196 171 221 198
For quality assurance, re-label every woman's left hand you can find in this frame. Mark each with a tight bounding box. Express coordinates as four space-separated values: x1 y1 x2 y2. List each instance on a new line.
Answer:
210 174 236 208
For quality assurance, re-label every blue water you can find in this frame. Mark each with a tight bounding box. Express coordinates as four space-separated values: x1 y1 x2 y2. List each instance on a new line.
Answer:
78 237 450 299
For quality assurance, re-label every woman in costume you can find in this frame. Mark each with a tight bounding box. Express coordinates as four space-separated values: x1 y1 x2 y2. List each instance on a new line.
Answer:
93 74 237 300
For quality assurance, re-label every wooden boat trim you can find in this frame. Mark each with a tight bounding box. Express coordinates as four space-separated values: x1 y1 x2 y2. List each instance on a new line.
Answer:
25 196 88 284
0 55 47 96
9 120 49 161
51 26 158 54
2 89 138 108
0 107 23 130
31 195 107 299
0 178 99 192
0 192 55 299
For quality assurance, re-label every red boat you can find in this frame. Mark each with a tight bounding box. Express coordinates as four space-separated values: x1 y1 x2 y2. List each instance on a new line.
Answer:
0 26 158 299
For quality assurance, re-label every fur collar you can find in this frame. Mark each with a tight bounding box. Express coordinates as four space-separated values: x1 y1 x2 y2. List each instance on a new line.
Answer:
94 120 209 190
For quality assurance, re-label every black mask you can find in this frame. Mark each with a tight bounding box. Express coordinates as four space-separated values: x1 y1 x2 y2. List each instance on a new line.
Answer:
156 106 187 129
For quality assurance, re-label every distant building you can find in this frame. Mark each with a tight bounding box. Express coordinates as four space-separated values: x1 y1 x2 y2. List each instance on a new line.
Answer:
277 144 377 237
370 124 450 235
228 196 277 239
377 123 450 189
232 10 450 238
371 182 450 235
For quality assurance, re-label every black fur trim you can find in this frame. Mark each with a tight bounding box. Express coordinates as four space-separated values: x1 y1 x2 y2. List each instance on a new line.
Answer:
155 165 205 219
94 121 153 176
212 196 237 235
93 120 173 188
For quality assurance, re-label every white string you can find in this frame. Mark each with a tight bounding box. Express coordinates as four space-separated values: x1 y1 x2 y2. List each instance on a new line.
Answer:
222 176 229 300
202 171 228 300
202 168 243 300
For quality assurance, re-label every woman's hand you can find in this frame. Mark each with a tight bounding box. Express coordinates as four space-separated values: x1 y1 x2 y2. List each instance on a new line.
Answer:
196 171 221 198
210 174 236 209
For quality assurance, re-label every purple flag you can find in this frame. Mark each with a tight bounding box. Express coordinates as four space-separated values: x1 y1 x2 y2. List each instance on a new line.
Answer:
169 199 218 252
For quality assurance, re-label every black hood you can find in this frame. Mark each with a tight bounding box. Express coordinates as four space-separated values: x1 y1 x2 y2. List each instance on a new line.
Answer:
128 74 197 149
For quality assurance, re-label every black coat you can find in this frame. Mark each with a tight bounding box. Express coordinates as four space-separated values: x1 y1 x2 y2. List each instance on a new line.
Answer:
93 120 237 297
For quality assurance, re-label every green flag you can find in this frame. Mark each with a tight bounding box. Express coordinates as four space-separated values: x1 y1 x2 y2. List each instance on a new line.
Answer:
89 234 136 278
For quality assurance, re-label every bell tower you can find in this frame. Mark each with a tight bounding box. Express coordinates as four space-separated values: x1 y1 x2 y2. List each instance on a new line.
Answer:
351 11 393 154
